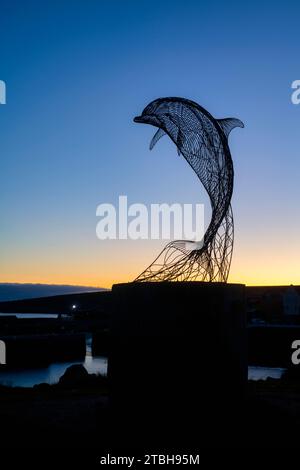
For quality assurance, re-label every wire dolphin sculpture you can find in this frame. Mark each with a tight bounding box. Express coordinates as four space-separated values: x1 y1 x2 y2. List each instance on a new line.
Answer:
133 97 244 282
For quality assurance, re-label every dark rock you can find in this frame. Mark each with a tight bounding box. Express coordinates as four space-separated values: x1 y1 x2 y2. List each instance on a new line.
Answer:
58 364 89 387
33 382 51 392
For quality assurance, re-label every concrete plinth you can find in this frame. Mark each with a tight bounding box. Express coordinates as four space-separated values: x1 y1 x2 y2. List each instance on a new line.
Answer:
109 281 246 449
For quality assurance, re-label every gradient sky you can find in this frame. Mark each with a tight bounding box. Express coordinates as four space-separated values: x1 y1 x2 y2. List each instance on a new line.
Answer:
1 0 300 288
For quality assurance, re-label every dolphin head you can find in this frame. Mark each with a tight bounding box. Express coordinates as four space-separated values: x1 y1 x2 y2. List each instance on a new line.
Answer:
133 99 169 128
134 98 191 153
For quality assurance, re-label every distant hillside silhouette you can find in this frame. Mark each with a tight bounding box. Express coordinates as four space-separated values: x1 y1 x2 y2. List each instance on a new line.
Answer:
0 283 106 302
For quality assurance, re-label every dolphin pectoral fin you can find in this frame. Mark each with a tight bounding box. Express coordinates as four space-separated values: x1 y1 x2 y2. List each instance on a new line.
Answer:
149 128 166 150
217 118 244 138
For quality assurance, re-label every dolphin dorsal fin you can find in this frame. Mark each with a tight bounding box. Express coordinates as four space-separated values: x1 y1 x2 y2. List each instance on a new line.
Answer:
149 128 166 150
217 118 244 138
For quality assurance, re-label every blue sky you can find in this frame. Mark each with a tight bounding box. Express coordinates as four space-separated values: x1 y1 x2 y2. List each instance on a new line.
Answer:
0 0 299 286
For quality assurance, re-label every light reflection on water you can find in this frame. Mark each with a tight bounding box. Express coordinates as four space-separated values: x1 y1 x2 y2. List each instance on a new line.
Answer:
0 329 286 388
248 366 286 381
0 355 107 388
0 364 286 388
0 335 107 388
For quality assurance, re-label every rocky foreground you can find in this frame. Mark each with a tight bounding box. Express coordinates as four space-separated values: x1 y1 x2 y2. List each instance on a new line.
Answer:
0 367 300 450
0 365 109 449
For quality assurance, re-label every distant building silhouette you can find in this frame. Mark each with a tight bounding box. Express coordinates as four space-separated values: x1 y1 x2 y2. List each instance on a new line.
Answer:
247 285 300 323
283 285 300 316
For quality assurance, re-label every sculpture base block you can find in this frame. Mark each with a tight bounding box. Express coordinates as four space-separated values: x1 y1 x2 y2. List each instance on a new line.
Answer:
109 282 246 449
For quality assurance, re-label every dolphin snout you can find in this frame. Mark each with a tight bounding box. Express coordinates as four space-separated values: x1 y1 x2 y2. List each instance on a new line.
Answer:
133 114 160 126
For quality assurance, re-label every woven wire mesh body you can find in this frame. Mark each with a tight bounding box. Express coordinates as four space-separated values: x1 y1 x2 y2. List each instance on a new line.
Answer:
133 97 243 283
